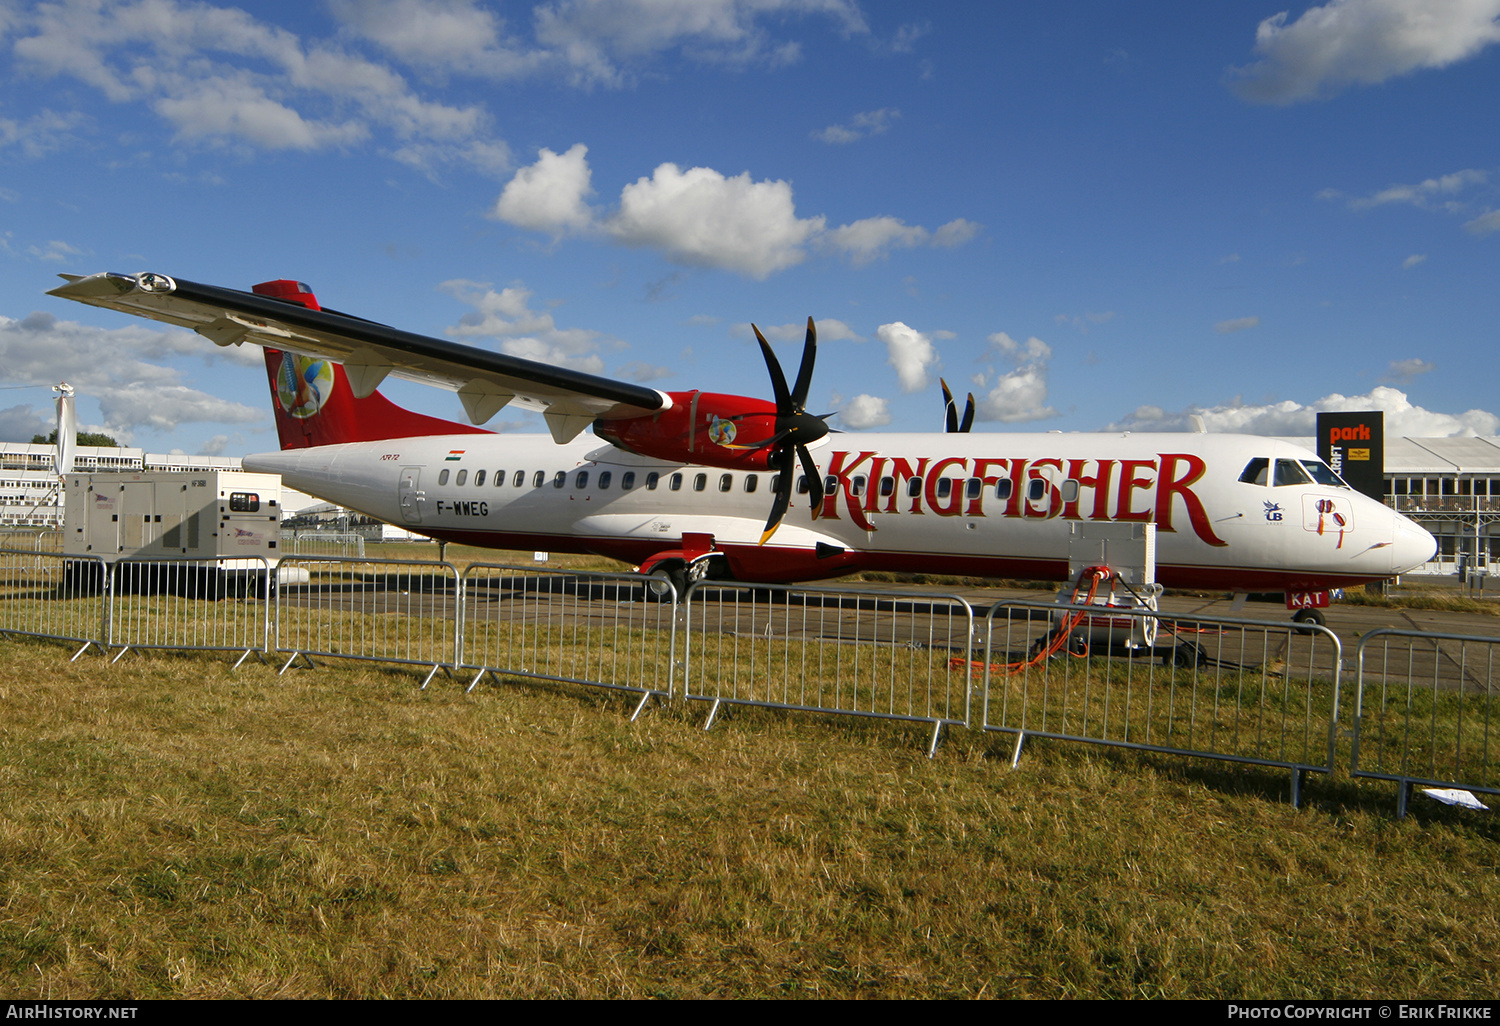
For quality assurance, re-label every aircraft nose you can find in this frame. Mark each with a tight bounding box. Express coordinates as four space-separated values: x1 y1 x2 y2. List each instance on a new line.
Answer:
1390 515 1437 575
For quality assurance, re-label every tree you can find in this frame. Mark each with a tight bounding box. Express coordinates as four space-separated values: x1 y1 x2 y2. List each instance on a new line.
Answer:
31 430 120 447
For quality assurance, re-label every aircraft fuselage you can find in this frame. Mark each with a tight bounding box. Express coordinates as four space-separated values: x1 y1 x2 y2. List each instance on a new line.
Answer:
245 430 1435 591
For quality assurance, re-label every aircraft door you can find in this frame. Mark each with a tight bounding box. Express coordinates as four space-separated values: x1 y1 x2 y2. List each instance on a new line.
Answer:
398 467 425 524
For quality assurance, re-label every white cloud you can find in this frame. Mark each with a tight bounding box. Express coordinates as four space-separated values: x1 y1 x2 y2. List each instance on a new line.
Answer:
533 0 869 87
439 279 609 373
0 108 86 159
1325 168 1489 210
154 75 368 150
493 143 595 234
1384 357 1437 382
1403 253 1428 268
1464 209 1500 234
877 321 939 394
1215 316 1261 334
330 0 547 79
1054 310 1116 332
616 360 674 382
812 107 899 144
493 146 979 277
819 216 982 265
12 0 501 170
607 162 824 278
814 318 862 342
0 311 265 440
838 394 891 429
26 240 87 263
0 404 50 444
1109 386 1500 437
1229 0 1500 104
973 332 1058 423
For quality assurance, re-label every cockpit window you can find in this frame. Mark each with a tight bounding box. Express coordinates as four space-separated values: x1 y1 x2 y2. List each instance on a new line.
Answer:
1239 458 1269 486
1300 460 1350 488
1273 459 1311 487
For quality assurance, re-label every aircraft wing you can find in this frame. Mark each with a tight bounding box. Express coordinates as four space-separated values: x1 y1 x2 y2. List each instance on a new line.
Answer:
47 271 670 443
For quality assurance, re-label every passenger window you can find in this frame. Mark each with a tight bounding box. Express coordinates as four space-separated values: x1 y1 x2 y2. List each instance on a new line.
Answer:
719 473 732 492
1027 478 1046 501
553 471 566 488
1239 458 1269 486
598 471 612 489
455 469 468 486
694 473 707 492
439 469 450 485
796 476 809 495
966 478 982 499
851 476 866 497
744 474 758 493
1060 480 1080 503
646 472 660 490
576 471 589 488
495 470 505 486
880 477 894 497
908 477 923 498
474 470 485 487
995 480 1012 500
769 474 781 494
670 473 683 491
515 471 526 488
824 475 838 495
937 478 952 499
621 472 635 490
532 471 544 488
1274 459 1310 487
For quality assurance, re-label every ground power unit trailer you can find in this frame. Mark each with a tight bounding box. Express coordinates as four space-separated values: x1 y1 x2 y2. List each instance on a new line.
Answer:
63 471 284 595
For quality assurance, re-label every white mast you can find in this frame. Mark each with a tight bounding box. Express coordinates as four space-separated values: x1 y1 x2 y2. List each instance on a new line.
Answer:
53 381 75 480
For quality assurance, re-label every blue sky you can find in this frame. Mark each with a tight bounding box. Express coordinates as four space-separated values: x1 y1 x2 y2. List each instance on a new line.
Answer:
1 0 1498 456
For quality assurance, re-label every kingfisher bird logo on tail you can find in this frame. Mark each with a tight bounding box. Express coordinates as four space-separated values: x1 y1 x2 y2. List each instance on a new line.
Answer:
253 278 491 450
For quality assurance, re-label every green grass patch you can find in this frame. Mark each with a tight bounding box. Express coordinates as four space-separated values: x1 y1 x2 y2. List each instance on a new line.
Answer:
0 637 1498 998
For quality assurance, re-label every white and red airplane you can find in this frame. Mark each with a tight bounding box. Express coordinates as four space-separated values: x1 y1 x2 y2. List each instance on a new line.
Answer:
47 271 1436 602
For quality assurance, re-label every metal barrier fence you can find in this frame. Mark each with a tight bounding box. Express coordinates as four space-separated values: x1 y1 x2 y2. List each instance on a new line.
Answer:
0 548 107 659
680 582 974 756
274 556 461 686
286 531 367 558
0 530 62 553
10 548 1500 819
105 557 272 668
460 564 677 717
979 600 1343 805
1353 628 1500 816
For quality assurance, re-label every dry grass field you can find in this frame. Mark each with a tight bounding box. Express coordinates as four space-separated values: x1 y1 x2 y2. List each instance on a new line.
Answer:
1 628 1498 1000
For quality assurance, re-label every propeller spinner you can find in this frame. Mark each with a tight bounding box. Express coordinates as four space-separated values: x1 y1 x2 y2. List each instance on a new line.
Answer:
752 317 831 544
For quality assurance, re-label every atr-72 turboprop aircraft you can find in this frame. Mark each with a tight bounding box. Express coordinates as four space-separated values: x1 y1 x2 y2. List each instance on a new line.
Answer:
47 271 1436 599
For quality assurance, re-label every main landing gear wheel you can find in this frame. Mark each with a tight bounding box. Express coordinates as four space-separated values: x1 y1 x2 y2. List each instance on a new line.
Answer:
1291 608 1326 634
646 566 687 603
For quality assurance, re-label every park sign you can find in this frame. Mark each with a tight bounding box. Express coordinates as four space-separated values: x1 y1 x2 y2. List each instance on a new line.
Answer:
1317 411 1385 503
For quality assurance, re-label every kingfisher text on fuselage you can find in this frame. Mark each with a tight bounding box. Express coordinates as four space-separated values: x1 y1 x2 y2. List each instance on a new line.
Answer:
817 450 1228 547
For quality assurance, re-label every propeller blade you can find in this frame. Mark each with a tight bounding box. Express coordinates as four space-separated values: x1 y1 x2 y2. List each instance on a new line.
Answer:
796 444 824 512
789 316 816 410
960 393 975 433
941 378 958 433
759 447 795 545
752 324 792 411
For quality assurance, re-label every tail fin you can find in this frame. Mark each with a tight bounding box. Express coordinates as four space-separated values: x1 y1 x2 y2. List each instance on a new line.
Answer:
253 279 491 450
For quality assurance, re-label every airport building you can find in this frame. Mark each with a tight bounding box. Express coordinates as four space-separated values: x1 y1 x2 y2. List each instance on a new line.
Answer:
0 442 303 530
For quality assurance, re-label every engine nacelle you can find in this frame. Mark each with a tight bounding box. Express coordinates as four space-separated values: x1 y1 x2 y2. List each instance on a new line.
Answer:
594 390 783 470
